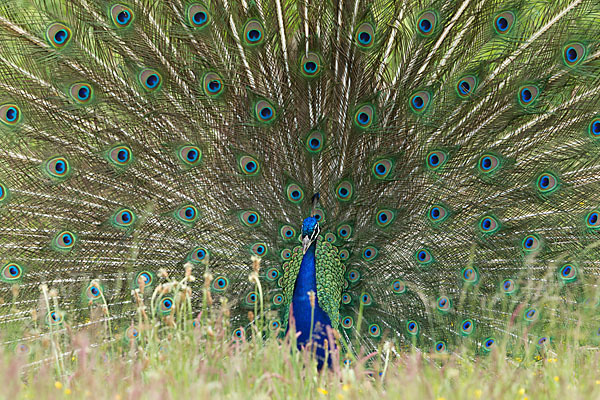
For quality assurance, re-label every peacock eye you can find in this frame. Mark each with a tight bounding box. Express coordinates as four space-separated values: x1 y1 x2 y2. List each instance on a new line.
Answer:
417 11 438 36
202 72 224 97
243 20 264 46
110 4 134 28
46 23 72 48
494 11 515 35
354 104 375 129
188 4 211 29
0 104 21 126
139 69 162 91
355 22 375 48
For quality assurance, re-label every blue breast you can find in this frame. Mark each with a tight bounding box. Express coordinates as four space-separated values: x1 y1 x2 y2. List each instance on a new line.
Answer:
288 241 333 368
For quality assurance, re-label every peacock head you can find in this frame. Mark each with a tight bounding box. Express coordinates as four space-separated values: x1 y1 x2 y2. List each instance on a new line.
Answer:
301 216 321 254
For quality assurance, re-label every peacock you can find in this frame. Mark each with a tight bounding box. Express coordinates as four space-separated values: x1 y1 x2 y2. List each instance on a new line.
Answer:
1 0 600 369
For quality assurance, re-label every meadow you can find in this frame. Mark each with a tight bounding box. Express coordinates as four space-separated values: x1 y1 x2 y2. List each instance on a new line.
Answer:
2 263 600 400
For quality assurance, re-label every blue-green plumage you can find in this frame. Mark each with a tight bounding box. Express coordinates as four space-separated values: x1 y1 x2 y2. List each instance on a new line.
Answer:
0 0 598 365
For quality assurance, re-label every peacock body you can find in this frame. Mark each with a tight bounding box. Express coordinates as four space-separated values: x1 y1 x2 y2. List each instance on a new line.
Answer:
1 0 600 366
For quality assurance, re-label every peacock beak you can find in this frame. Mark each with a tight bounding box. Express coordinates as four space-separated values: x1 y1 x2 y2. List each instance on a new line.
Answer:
302 236 312 254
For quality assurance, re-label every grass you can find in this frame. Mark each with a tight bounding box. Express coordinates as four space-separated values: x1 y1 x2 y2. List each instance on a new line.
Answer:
3 263 600 400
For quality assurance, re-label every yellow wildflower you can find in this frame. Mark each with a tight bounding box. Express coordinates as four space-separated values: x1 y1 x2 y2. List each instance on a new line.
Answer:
475 389 482 398
64 388 72 395
54 382 63 390
336 395 344 400
554 376 559 382
342 384 350 392
317 388 328 395
518 388 525 395
596 380 600 385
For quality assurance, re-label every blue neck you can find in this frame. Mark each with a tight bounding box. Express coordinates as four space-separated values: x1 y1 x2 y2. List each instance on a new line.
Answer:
289 241 332 368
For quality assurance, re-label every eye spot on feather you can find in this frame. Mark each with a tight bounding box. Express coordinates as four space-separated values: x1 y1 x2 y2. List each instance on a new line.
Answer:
126 326 140 340
354 104 375 129
176 205 198 224
46 23 72 48
46 311 64 326
523 307 538 322
1 263 23 283
588 118 600 138
212 276 229 292
558 263 577 282
335 181 353 201
286 184 304 203
461 267 479 284
434 341 447 353
300 53 321 77
563 43 586 67
417 11 437 36
428 204 449 223
406 320 419 335
251 243 267 257
360 292 372 306
522 234 541 252
410 91 431 114
536 336 549 348
501 279 517 294
107 145 133 167
342 316 354 329
110 4 134 28
536 172 559 194
85 281 103 301
135 271 154 288
188 4 210 29
53 231 76 251
339 249 349 261
347 269 360 283
202 72 224 97
45 157 71 180
280 225 296 240
240 211 260 227
415 248 433 265
139 69 162 91
239 155 260 176
436 296 451 312
189 247 208 263
483 337 496 352
391 279 406 294
518 85 540 107
362 246 378 261
372 159 392 179
342 293 352 304
494 11 515 35
479 216 500 234
478 154 500 174
243 20 264 46
113 208 135 228
245 291 258 305
306 131 324 153
460 319 474 335
368 323 381 337
0 104 21 126
232 327 245 340
376 209 394 228
272 294 283 305
254 100 276 123
70 83 94 104
337 224 352 240
456 76 477 98
587 210 600 229
427 150 447 170
0 182 8 203
158 297 174 314
355 22 375 48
